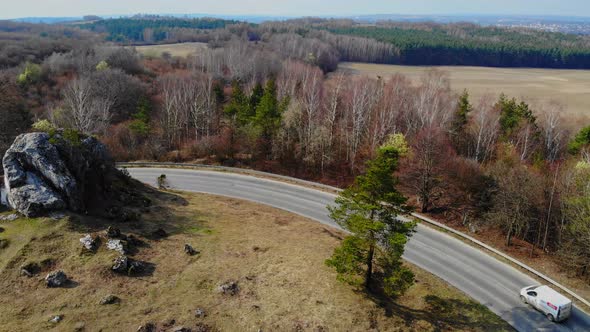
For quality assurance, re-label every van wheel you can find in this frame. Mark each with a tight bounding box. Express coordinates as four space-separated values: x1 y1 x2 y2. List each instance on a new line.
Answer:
547 314 555 322
520 295 527 304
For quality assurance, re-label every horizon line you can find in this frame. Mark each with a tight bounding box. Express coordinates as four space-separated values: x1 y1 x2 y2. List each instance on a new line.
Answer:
5 12 590 21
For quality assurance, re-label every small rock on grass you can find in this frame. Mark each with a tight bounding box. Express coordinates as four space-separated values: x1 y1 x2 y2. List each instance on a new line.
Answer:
194 308 206 318
111 255 129 273
45 270 68 288
184 244 199 256
49 315 63 323
217 281 239 296
106 239 127 254
99 294 120 305
79 234 98 251
112 255 144 275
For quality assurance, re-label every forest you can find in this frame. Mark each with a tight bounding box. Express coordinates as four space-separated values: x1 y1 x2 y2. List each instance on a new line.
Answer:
326 23 590 68
78 17 241 43
74 17 590 69
1 17 590 285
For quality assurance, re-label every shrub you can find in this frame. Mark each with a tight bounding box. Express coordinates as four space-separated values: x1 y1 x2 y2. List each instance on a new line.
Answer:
96 60 110 71
17 62 42 86
31 119 55 133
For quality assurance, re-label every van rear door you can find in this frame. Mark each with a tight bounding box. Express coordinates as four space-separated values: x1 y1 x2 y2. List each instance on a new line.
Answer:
558 303 572 321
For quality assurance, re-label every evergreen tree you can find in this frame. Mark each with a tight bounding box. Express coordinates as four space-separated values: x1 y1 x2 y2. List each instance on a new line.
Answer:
568 126 590 155
224 80 250 125
326 145 416 297
254 79 283 139
129 96 151 136
498 95 536 138
451 90 472 154
249 82 264 112
452 90 472 134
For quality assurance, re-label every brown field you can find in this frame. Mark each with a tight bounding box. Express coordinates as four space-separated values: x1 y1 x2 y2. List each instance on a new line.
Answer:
0 192 510 331
338 62 590 129
133 42 208 58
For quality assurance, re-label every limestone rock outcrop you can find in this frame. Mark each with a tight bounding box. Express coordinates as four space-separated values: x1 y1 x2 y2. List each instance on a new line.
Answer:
2 131 146 217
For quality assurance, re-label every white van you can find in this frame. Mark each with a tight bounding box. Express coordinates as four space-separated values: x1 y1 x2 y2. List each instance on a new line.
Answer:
520 285 572 322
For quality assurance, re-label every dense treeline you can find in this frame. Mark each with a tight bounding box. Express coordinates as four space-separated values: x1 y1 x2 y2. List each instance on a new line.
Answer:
73 17 590 69
79 17 242 43
2 19 590 285
326 23 590 68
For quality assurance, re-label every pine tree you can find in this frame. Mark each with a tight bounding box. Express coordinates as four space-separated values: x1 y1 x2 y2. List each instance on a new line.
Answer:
254 79 282 139
249 82 264 112
452 89 472 134
129 97 151 136
451 90 472 155
224 80 250 125
326 146 416 297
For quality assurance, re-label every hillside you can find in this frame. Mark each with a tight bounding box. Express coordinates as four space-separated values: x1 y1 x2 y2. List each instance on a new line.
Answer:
0 191 510 331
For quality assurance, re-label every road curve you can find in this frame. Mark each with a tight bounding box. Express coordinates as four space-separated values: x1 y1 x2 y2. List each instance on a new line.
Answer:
128 167 590 332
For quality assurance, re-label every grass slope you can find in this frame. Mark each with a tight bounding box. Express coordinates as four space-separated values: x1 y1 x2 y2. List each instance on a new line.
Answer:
0 192 511 331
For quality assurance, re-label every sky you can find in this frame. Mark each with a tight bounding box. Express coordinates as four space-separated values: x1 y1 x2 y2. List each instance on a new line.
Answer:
1 0 590 19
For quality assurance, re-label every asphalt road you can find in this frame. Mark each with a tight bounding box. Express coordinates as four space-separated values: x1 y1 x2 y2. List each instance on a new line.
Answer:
128 167 590 332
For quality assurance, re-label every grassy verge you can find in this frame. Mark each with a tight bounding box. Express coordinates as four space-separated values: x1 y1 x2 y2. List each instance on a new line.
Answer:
0 193 511 331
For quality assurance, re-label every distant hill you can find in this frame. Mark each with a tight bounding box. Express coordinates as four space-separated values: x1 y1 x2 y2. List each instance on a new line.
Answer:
12 17 83 24
11 14 590 34
351 14 590 34
10 14 289 25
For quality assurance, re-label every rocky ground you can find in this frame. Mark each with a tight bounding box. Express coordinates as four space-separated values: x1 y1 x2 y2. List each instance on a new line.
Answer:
0 189 512 331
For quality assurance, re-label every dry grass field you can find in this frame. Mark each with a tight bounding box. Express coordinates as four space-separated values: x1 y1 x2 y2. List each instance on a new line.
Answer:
133 42 208 58
338 62 590 129
0 191 511 331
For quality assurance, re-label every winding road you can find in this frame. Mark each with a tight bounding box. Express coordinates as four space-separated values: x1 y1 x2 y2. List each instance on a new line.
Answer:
128 167 590 332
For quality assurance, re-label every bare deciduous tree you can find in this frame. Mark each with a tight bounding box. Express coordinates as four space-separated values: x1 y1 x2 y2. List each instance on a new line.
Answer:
368 74 412 151
485 157 543 246
403 127 453 212
539 101 566 162
159 74 188 148
62 77 96 134
468 95 500 163
406 69 455 134
344 77 381 171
